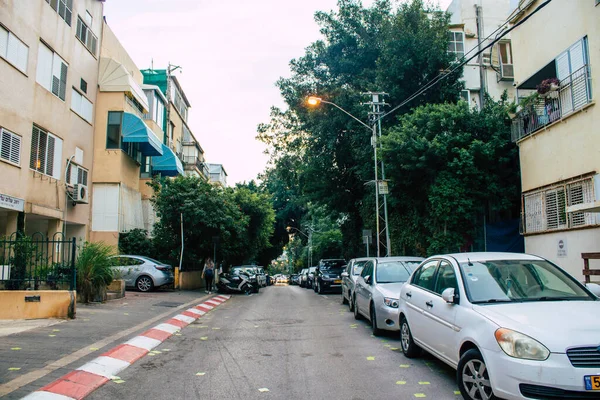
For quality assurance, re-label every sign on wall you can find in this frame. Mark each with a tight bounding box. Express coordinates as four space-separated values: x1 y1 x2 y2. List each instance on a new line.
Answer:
0 193 24 212
557 238 568 258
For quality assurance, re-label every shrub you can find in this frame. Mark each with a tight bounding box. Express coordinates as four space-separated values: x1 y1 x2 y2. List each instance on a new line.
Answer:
119 228 154 257
76 242 114 303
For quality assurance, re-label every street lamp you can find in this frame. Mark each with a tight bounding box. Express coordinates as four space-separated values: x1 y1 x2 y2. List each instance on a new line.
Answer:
306 95 391 257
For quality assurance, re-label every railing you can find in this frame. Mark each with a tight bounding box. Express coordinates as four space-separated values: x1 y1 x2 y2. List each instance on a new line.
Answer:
511 65 592 142
0 233 77 290
182 155 206 175
582 253 600 283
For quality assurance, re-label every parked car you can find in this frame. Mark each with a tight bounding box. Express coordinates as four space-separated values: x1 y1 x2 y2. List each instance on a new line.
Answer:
353 256 423 335
228 266 260 293
276 275 289 285
299 268 308 287
306 266 317 289
314 259 346 294
341 257 370 310
109 255 174 292
255 266 267 287
398 252 600 400
290 274 300 285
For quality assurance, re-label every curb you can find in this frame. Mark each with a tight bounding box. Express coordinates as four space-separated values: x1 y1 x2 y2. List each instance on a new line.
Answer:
20 295 231 400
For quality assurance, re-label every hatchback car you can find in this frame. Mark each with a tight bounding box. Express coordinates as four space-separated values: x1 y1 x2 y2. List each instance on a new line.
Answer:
353 256 423 335
109 255 174 292
398 252 600 400
341 257 370 310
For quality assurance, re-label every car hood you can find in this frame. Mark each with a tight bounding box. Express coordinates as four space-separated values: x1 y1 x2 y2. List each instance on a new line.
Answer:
376 282 405 299
473 301 600 352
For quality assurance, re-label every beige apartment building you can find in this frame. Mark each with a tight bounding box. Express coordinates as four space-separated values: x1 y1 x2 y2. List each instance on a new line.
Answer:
510 0 599 279
90 21 183 247
0 0 103 242
447 0 516 108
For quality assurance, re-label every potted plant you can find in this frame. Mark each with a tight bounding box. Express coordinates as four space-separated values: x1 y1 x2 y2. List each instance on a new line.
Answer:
520 92 540 110
536 78 560 95
507 102 518 119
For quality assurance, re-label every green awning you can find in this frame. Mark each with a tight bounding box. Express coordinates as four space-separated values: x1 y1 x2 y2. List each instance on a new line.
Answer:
122 112 163 157
152 144 184 177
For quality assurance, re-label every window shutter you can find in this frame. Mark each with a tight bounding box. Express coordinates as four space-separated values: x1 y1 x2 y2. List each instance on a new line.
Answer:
59 62 67 100
90 35 97 54
36 42 53 91
3 131 21 165
52 135 62 179
80 78 87 93
6 34 18 65
1 129 11 162
0 27 8 59
30 126 40 170
556 51 570 81
569 39 585 72
16 40 28 73
46 135 55 176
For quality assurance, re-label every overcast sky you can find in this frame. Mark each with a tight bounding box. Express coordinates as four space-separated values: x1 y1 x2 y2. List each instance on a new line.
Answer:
104 0 452 185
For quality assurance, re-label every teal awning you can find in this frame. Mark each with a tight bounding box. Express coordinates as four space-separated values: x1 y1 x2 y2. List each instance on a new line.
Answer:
122 112 163 157
152 144 184 177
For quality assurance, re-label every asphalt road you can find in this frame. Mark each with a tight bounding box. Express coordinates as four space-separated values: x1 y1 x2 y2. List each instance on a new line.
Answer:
88 285 462 400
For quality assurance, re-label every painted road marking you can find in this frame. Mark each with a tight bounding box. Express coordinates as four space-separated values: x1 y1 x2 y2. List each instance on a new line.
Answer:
153 323 182 334
124 336 162 351
21 391 76 400
172 314 196 324
76 357 130 379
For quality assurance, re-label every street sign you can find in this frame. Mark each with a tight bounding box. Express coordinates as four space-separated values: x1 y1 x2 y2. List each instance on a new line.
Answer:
362 230 372 244
378 181 389 195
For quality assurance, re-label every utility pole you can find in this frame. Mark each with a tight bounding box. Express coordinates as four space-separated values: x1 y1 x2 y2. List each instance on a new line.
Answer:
363 92 391 257
475 3 486 109
165 62 181 148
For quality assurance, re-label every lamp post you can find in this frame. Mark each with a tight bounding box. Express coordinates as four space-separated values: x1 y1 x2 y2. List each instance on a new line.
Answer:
307 96 391 257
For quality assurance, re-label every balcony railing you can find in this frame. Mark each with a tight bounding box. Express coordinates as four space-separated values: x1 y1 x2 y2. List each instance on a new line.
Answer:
511 65 592 142
182 155 209 178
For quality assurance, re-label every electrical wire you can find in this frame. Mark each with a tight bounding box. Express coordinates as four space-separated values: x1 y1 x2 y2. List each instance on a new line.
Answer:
377 0 553 122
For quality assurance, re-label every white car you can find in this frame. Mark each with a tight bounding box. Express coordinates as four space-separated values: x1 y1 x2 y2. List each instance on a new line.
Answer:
341 257 369 310
398 252 600 400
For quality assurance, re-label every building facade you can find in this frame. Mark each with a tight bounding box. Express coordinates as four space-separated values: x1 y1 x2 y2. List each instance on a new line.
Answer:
0 0 103 242
207 163 227 187
447 0 516 108
510 0 598 279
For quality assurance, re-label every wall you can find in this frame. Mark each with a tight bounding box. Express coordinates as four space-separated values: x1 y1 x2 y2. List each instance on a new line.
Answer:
179 271 204 290
0 290 75 319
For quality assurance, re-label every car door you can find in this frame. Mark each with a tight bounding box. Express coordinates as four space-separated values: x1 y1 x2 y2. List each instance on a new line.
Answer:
117 257 135 286
402 259 439 346
355 261 374 316
420 260 460 364
342 261 353 300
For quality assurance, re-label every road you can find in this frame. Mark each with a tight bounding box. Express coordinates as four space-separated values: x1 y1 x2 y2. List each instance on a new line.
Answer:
88 285 461 400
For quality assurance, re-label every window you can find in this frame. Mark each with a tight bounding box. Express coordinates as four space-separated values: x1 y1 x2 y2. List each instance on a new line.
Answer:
85 11 93 25
448 31 464 58
498 41 514 80
171 83 188 121
523 177 596 233
556 37 591 114
66 163 88 186
76 16 98 55
0 128 21 166
141 156 153 178
30 125 62 179
45 0 73 26
80 78 87 94
71 88 93 123
155 95 165 129
352 260 367 276
92 183 119 231
361 261 374 279
36 42 67 101
433 261 458 295
460 90 470 105
411 260 438 291
107 111 122 149
0 25 28 74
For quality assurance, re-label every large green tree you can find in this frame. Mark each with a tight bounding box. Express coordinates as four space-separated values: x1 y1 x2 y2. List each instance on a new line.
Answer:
258 0 461 257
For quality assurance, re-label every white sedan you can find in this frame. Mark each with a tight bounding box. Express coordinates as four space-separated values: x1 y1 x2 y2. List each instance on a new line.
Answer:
398 252 600 400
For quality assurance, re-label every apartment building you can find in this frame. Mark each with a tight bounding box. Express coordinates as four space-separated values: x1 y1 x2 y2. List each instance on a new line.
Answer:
207 163 227 187
141 69 208 179
510 0 598 279
447 0 516 108
90 21 182 246
0 0 103 242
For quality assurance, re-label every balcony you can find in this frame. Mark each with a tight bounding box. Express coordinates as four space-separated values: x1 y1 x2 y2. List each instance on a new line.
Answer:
182 155 209 178
511 65 592 142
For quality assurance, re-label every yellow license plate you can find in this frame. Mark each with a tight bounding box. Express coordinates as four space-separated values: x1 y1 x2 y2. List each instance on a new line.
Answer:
334 280 341 284
585 375 600 390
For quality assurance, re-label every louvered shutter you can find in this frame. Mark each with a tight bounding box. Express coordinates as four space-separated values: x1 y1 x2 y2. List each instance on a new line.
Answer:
65 0 73 26
0 26 8 59
10 134 20 165
52 135 62 179
59 63 67 100
556 51 573 115
66 163 71 184
30 126 40 170
1 129 11 162
16 40 28 73
46 135 55 176
36 43 53 91
38 129 47 173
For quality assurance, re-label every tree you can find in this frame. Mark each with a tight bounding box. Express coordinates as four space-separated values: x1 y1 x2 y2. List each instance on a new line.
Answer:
381 95 520 255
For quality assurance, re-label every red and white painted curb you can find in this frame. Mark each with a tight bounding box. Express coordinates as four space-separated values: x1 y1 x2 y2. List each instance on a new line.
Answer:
21 295 231 400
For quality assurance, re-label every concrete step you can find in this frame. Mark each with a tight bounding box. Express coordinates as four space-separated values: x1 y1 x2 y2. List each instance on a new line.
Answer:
106 291 123 301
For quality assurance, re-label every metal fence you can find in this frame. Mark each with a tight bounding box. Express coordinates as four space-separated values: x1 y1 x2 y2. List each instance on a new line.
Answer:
0 233 77 291
511 65 592 142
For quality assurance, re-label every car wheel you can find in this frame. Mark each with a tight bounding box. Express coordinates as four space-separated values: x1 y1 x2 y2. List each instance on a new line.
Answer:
317 282 323 294
353 296 362 320
242 284 253 295
254 285 260 294
370 305 383 336
348 293 354 311
341 291 348 305
136 276 154 292
457 349 498 400
400 318 420 358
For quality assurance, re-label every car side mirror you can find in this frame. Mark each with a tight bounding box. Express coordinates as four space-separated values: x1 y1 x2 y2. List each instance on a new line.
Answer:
364 275 371 284
586 283 600 298
442 288 459 304
341 272 349 278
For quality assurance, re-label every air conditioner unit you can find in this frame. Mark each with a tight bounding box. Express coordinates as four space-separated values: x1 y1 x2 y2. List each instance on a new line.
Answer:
73 184 89 204
500 63 515 81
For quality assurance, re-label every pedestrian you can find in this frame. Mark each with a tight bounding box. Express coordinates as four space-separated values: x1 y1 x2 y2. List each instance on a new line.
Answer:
202 257 215 294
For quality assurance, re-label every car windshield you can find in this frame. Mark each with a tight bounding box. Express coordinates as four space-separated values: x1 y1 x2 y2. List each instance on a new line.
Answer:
402 261 421 273
376 261 411 283
308 267 316 273
320 260 345 269
461 260 594 303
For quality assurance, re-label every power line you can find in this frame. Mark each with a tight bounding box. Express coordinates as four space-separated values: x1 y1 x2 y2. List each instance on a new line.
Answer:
377 0 553 122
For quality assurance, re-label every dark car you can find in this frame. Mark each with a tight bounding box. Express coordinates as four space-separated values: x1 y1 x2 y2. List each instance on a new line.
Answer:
306 266 317 289
314 259 346 294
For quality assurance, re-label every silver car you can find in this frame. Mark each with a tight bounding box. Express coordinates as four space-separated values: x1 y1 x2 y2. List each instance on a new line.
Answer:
341 257 370 310
353 256 423 335
109 255 174 292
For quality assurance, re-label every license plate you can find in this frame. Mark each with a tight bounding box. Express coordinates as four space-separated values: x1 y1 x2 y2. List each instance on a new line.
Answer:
584 375 600 390
334 280 341 284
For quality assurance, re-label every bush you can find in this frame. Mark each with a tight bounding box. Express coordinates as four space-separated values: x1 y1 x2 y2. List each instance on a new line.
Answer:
119 229 154 257
76 242 114 303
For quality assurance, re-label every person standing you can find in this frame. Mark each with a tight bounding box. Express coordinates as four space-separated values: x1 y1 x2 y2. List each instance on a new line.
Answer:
202 257 215 294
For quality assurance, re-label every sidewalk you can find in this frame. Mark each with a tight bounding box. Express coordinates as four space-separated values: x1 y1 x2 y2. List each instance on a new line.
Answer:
0 289 211 399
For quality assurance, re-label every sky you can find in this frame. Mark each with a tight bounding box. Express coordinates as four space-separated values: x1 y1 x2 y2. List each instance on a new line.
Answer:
104 0 452 185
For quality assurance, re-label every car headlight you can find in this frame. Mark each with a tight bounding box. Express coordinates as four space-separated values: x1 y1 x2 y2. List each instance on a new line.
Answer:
495 328 550 361
383 297 399 308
